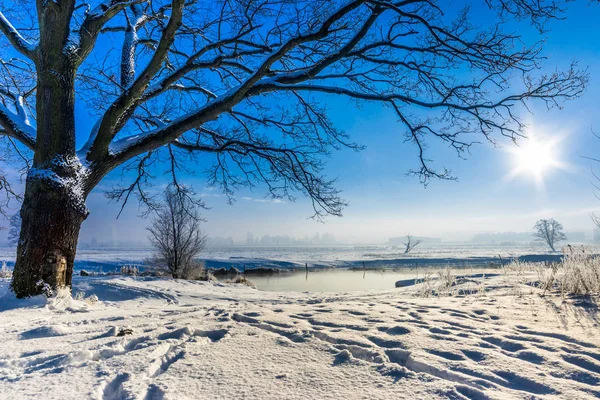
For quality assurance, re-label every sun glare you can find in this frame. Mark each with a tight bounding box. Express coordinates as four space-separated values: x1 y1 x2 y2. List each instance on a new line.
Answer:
512 138 555 177
505 134 568 187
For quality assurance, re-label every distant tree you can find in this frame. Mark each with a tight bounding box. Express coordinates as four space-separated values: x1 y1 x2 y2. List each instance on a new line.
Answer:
3 1 587 297
533 219 567 252
7 213 21 247
147 187 207 279
403 234 422 254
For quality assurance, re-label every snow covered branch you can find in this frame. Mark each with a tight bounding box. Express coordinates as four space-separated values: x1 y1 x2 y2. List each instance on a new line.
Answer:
0 98 36 150
0 12 36 60
85 0 185 162
77 1 145 64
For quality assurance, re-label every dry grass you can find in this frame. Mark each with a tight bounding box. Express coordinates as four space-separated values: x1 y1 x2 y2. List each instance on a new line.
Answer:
502 246 600 297
226 275 256 288
413 245 600 299
415 266 456 297
555 246 600 296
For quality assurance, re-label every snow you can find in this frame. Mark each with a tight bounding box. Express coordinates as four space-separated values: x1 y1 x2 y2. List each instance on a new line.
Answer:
0 98 36 139
120 25 137 88
27 155 89 212
0 12 37 53
77 120 101 161
0 273 598 399
109 132 150 155
64 30 81 56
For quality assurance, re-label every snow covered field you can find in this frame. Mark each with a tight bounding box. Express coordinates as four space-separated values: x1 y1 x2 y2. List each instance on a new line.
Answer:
1 273 599 399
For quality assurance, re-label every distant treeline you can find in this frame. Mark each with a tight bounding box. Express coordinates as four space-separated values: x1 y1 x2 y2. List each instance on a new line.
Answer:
207 232 339 247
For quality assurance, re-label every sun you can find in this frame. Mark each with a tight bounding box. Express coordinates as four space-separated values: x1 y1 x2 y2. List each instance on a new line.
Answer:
511 138 556 178
504 133 568 187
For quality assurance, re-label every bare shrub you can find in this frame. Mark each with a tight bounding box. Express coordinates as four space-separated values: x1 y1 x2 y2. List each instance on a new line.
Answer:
148 187 207 279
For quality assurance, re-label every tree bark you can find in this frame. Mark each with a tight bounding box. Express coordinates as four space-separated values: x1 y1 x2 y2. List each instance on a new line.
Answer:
10 5 85 298
11 170 88 298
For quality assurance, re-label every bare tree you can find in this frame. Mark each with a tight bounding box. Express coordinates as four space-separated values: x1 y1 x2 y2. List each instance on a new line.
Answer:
403 234 422 254
0 1 587 297
533 218 567 252
147 186 207 279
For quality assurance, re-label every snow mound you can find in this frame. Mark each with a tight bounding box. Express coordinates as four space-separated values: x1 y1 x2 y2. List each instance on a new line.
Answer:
20 325 71 340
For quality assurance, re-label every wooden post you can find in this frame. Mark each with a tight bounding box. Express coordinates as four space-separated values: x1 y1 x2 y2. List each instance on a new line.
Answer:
305 263 308 280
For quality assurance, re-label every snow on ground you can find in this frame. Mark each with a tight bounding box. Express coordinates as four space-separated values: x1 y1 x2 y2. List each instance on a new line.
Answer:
0 275 599 399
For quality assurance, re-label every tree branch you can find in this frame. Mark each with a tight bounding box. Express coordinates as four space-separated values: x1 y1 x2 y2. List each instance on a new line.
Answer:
0 12 36 60
85 0 186 162
0 99 36 150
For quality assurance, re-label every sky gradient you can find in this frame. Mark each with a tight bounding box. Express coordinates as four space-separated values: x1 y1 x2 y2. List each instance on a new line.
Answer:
3 1 600 245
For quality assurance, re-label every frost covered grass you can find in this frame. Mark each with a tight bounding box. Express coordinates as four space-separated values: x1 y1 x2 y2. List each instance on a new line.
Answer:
501 246 600 297
413 266 485 298
556 246 600 296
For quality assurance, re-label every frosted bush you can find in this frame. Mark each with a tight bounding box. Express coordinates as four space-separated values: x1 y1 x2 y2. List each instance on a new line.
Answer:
415 267 456 297
437 267 456 296
120 265 139 276
0 261 11 279
85 294 99 305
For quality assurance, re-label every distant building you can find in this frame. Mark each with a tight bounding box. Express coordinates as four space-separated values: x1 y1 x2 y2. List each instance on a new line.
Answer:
594 228 600 243
472 232 533 243
387 236 441 246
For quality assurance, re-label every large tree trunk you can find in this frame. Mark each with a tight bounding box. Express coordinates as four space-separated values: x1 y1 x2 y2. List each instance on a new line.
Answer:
11 166 88 298
10 4 86 298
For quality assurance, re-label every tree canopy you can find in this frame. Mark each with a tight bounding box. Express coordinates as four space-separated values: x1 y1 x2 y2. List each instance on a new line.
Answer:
0 0 587 220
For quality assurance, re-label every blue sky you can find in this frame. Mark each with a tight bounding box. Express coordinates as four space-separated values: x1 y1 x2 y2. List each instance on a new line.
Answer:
78 2 600 244
4 1 600 245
